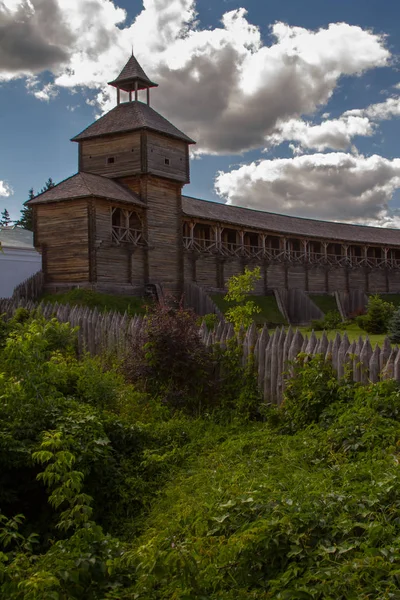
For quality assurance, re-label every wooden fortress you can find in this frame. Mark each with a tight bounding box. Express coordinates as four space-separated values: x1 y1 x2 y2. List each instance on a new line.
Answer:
29 54 400 298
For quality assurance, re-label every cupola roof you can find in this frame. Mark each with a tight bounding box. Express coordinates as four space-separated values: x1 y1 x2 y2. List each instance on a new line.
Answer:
108 53 158 92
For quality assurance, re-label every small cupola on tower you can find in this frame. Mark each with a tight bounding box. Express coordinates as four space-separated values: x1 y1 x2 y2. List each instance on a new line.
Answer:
108 53 158 106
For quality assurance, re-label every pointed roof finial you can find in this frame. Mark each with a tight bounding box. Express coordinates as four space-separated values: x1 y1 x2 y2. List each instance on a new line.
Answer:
108 53 158 93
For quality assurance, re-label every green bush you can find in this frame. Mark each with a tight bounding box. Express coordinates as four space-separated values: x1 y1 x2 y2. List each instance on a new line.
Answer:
357 294 395 334
311 309 343 331
280 354 341 431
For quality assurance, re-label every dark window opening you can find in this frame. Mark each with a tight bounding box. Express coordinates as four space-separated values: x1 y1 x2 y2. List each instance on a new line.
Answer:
288 238 301 253
268 236 281 250
327 243 341 256
222 229 238 248
164 158 170 165
193 223 212 247
350 245 362 258
244 232 259 247
112 208 123 228
107 157 115 164
310 241 322 255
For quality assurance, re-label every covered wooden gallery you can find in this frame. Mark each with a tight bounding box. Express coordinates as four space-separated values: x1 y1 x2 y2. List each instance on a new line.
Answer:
27 53 400 296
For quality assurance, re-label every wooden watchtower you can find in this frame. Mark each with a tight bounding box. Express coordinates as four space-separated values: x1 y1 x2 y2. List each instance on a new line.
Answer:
28 53 195 297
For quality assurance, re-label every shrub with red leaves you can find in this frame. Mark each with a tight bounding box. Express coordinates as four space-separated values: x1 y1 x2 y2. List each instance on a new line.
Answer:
124 302 215 413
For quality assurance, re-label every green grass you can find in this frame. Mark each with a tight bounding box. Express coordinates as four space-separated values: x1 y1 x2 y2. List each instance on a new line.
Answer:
309 293 338 314
295 322 387 345
39 288 148 317
211 293 287 326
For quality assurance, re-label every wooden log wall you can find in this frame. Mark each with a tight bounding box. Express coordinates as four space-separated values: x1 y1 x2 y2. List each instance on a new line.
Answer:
35 200 89 283
186 252 400 297
183 282 225 320
94 199 145 286
277 289 324 325
79 132 142 178
146 132 189 183
145 175 184 297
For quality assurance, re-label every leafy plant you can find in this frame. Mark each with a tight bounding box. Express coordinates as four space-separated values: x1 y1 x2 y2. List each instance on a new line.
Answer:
311 309 344 331
124 302 215 414
388 307 400 343
357 294 395 334
281 353 341 432
224 267 262 332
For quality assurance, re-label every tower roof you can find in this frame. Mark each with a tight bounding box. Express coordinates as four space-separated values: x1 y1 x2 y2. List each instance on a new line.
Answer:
108 54 158 92
26 172 145 207
71 101 195 144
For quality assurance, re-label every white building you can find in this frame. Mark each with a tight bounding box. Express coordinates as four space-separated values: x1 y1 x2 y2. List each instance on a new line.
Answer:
0 227 42 298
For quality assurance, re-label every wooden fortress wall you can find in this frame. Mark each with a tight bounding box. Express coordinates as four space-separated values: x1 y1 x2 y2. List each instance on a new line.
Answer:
183 253 400 294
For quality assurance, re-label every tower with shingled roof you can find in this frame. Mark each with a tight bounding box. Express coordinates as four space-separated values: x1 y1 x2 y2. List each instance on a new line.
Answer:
28 53 195 297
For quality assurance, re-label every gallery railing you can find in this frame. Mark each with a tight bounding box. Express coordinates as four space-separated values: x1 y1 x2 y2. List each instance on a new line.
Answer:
112 227 144 246
183 237 400 269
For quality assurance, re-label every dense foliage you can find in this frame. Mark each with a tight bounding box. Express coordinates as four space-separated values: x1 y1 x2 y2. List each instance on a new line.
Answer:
2 308 400 598
357 294 395 334
310 310 344 331
388 307 400 343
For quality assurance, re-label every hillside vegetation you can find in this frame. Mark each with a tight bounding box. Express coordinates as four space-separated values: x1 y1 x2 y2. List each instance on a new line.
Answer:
1 306 400 598
39 288 147 316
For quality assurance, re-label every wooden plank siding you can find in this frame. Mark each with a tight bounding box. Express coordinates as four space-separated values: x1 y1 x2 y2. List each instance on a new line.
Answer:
94 199 146 286
144 175 184 295
35 200 89 283
146 132 189 183
79 132 142 178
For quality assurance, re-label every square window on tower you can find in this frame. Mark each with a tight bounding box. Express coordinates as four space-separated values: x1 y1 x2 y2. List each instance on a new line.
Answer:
107 157 115 164
164 158 170 165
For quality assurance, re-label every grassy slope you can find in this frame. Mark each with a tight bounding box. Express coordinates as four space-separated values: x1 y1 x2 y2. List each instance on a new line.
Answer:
375 293 400 307
211 294 287 326
39 288 148 316
125 379 400 599
309 293 338 314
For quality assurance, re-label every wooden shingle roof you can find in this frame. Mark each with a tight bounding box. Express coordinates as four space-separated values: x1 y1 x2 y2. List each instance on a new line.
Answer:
182 196 400 246
71 101 195 144
26 172 145 207
108 55 158 91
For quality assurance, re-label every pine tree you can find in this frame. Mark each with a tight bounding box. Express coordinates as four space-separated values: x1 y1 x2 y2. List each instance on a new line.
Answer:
0 209 12 227
40 178 55 193
389 308 400 343
16 179 55 231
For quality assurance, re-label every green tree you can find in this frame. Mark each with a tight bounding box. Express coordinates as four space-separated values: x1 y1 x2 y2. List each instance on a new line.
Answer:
388 307 400 343
357 294 395 334
224 266 261 332
16 179 55 231
0 208 12 226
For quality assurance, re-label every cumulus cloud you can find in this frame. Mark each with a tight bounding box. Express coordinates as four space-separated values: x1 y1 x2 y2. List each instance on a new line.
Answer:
0 181 13 197
265 115 374 153
215 153 400 225
344 95 400 121
0 0 390 154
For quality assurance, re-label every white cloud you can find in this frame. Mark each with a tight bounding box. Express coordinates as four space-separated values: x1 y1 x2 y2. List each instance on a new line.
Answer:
215 153 400 226
344 95 400 121
0 181 13 197
265 114 374 153
0 0 390 155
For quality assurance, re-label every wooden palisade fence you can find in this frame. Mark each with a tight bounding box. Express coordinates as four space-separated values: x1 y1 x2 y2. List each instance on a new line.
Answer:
0 296 399 405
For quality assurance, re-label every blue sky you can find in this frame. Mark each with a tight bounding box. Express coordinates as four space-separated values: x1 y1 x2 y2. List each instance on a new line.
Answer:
1 0 400 226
